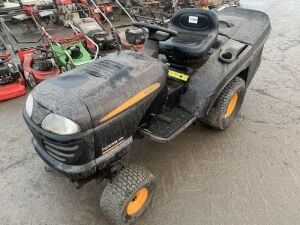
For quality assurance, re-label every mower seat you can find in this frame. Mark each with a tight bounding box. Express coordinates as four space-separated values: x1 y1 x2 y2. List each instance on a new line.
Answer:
159 9 219 61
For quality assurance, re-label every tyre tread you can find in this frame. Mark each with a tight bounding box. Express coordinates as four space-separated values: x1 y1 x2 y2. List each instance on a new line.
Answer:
100 165 156 225
202 77 245 130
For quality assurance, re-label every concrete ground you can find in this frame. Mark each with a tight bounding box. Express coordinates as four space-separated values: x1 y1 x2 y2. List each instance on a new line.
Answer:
0 0 299 224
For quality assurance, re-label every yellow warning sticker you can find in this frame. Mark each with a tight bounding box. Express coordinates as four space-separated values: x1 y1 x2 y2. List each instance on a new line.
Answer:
168 70 189 81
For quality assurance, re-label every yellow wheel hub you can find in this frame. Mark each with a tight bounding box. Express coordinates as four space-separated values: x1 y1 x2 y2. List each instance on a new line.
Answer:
126 188 149 216
225 93 238 118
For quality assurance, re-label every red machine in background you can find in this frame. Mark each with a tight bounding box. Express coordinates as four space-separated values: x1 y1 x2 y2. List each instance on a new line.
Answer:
71 0 118 54
0 43 11 59
1 7 62 89
113 0 145 51
12 1 55 29
72 17 117 54
53 0 117 26
53 0 81 26
0 40 26 101
21 4 41 19
116 27 145 51
79 0 118 22
17 46 61 88
98 4 115 21
82 0 145 52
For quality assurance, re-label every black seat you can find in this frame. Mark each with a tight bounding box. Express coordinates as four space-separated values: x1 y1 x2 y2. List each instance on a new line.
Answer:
159 9 219 61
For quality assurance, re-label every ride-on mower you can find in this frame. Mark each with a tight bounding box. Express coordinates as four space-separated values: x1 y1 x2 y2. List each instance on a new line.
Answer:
23 7 271 225
0 39 26 101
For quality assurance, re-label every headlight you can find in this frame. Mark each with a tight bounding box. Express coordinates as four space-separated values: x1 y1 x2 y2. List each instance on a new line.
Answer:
41 113 81 135
25 93 34 117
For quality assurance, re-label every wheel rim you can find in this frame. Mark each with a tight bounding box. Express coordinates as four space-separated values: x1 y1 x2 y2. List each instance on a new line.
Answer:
225 93 238 118
126 188 149 216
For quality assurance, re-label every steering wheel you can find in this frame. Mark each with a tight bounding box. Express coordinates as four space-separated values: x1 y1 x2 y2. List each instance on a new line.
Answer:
132 21 178 38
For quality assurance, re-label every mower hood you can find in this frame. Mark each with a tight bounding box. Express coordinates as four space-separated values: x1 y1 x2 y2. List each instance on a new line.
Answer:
31 81 93 131
30 51 167 131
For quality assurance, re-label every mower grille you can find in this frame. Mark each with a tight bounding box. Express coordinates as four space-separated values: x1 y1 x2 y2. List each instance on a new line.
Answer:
84 60 129 78
43 140 81 163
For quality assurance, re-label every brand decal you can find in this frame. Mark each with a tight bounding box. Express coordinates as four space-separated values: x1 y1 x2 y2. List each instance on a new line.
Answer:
102 137 125 155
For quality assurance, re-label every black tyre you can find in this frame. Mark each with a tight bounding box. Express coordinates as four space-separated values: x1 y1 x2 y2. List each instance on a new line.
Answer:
61 67 67 73
100 165 156 225
27 74 37 89
202 76 246 130
66 63 75 71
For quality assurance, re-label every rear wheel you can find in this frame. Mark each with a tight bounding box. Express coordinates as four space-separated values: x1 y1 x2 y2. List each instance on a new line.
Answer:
202 76 246 130
100 165 156 225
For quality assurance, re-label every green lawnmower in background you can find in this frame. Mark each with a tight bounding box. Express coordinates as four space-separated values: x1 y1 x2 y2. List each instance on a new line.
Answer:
43 27 99 71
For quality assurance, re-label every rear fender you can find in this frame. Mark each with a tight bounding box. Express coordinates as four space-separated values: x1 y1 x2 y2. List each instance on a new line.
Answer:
205 46 264 115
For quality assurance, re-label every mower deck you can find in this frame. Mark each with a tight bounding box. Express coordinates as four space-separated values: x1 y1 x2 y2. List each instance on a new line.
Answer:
0 81 26 101
51 43 92 67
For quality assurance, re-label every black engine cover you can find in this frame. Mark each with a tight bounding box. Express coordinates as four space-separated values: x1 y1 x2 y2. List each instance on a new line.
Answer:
0 63 9 76
0 63 18 85
32 51 54 71
125 28 146 45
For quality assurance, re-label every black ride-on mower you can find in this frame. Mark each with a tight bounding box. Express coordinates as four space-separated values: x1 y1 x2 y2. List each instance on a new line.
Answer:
23 7 271 225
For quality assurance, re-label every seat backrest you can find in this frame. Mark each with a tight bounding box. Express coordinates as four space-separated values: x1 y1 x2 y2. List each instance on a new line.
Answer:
169 9 219 37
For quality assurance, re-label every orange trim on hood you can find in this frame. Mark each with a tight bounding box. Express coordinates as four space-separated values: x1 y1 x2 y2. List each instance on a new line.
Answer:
99 83 161 123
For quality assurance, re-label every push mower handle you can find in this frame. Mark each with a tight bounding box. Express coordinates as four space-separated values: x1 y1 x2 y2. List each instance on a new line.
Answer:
132 22 178 36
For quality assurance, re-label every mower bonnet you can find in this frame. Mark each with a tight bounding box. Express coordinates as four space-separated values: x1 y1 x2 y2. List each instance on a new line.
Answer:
31 51 167 132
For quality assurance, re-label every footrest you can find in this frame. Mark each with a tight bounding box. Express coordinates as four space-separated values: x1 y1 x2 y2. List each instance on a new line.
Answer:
140 107 195 143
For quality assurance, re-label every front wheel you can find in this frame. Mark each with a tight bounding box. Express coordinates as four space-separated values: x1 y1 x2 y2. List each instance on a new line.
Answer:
100 165 156 225
202 76 246 130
